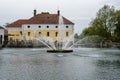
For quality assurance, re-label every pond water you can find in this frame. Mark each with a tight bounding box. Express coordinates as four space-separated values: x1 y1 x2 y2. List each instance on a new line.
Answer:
0 48 120 80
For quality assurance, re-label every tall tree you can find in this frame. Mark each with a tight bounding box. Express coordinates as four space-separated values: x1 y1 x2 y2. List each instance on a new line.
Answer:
115 10 120 36
96 5 117 39
113 10 120 42
82 26 95 36
74 33 79 42
90 18 107 37
81 5 117 41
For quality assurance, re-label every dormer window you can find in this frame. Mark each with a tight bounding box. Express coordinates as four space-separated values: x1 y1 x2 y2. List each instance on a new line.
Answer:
28 26 30 28
38 26 41 28
55 26 58 28
47 26 49 28
66 26 69 28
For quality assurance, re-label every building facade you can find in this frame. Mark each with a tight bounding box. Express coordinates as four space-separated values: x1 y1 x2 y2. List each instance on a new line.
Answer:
0 26 4 46
6 10 74 42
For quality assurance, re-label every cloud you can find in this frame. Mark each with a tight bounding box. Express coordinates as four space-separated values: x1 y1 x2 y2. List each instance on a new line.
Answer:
0 0 119 34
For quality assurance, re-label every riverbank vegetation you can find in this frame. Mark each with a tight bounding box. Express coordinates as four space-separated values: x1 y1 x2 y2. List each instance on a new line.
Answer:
78 5 120 47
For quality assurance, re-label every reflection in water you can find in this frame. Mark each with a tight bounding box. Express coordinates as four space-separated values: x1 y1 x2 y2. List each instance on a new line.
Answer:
95 59 120 80
0 48 120 80
96 60 120 67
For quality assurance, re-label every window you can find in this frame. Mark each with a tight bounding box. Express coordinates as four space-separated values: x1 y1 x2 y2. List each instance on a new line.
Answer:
55 32 58 37
20 31 22 35
0 35 2 44
39 32 41 36
66 26 69 28
28 32 30 36
38 26 41 28
55 26 58 28
47 26 49 28
28 26 30 28
47 32 50 37
66 32 69 37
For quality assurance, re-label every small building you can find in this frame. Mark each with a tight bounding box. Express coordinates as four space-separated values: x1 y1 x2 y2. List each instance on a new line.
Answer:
6 10 74 42
0 26 4 46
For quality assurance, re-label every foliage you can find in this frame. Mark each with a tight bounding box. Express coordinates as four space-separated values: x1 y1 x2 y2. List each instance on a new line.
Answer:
79 35 104 43
114 10 120 42
96 5 116 33
81 5 119 42
41 12 49 14
74 33 79 39
82 27 94 36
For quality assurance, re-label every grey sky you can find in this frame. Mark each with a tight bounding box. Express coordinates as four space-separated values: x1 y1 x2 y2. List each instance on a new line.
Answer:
0 0 120 34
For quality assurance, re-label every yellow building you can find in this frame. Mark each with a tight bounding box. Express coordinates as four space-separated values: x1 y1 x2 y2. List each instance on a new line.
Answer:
6 10 74 42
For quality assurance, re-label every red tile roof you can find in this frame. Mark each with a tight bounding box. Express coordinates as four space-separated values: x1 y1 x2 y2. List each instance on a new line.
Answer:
6 19 28 27
26 14 74 24
0 26 4 29
6 13 74 27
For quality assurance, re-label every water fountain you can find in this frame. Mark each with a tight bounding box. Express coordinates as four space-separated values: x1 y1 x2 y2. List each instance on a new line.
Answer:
47 14 73 53
34 14 74 53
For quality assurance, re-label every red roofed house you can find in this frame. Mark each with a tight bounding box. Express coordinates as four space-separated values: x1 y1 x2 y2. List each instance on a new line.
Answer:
6 10 74 42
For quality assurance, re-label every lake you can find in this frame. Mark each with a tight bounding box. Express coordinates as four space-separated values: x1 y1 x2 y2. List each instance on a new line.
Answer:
0 48 120 80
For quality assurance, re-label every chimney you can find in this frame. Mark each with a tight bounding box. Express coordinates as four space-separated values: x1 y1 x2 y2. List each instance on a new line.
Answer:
57 10 60 16
34 9 37 16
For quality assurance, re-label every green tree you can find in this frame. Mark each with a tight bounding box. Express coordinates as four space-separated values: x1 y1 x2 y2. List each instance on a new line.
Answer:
82 27 95 36
114 10 120 42
96 5 117 39
74 33 79 42
81 5 117 41
90 18 107 37
115 10 120 36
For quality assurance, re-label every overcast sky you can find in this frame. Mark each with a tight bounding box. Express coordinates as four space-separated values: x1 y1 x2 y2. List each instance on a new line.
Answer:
0 0 120 34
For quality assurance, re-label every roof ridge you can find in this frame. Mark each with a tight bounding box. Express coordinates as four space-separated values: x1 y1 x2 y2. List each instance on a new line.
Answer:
0 26 4 29
7 14 74 27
